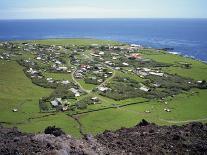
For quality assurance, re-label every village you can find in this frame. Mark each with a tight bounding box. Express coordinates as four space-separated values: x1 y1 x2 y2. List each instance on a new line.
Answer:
0 41 207 115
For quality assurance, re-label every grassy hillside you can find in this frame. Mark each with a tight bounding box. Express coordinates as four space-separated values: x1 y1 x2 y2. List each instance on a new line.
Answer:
0 60 81 137
0 39 207 138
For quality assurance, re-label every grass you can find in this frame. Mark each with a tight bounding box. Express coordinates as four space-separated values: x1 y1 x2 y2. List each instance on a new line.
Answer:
80 108 144 135
19 38 122 46
43 72 73 81
79 89 207 135
0 60 52 122
0 60 81 137
142 49 207 80
78 79 97 90
115 70 144 82
18 113 81 137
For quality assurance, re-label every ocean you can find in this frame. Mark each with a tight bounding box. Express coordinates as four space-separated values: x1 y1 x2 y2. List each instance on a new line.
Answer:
0 19 207 61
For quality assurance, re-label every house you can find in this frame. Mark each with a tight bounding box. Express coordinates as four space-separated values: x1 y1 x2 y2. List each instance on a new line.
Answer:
98 79 103 83
56 66 68 71
145 110 151 113
122 62 129 66
70 88 80 97
62 106 68 111
46 78 54 83
27 68 38 75
136 70 148 76
130 44 142 50
46 78 53 81
91 53 100 57
99 51 105 55
149 72 164 77
55 60 62 65
61 80 70 85
139 85 150 92
164 108 171 112
12 109 18 112
105 61 111 65
98 86 109 92
153 83 161 87
129 53 142 59
36 57 41 60
115 67 120 70
131 44 141 47
91 77 97 80
91 97 99 102
75 72 83 79
143 68 151 72
108 72 113 74
51 98 62 107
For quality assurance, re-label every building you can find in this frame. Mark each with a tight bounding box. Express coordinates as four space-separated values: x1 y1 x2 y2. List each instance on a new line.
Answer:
98 86 109 92
51 98 62 107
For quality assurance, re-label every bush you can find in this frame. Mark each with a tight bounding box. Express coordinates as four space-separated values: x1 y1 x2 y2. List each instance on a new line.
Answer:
49 85 75 100
76 102 88 109
44 126 65 137
39 99 49 111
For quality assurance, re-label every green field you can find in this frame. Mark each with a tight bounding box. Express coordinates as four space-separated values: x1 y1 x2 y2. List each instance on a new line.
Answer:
18 38 122 46
0 60 82 136
0 39 207 138
142 50 207 80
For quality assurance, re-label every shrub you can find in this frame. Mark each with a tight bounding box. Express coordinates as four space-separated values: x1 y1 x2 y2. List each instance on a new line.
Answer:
44 126 65 137
49 85 75 100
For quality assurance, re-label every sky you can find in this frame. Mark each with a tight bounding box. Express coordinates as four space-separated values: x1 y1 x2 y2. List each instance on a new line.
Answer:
0 0 207 19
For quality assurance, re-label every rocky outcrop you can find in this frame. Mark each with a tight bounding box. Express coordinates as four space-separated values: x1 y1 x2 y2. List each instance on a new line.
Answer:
1 120 207 155
0 125 109 155
96 119 207 154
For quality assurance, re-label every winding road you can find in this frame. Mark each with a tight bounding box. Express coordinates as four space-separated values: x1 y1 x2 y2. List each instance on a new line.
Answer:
71 67 92 93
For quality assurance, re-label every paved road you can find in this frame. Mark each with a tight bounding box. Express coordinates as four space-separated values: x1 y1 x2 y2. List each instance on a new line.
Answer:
71 67 92 93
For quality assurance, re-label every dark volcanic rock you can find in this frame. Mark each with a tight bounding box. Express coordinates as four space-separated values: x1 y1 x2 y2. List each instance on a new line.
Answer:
1 121 207 155
0 125 109 155
96 121 207 155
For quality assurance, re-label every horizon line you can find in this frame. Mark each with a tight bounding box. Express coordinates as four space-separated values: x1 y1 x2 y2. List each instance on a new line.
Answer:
0 17 207 20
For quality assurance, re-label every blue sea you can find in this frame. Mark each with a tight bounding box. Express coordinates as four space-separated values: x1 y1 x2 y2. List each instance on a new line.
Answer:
0 19 207 61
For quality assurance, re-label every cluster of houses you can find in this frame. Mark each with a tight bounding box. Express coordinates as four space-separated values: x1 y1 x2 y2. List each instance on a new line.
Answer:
74 63 113 85
0 42 22 60
74 64 91 79
0 52 12 60
27 67 42 77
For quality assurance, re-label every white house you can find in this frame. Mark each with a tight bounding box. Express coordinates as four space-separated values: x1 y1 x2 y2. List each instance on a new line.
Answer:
139 85 150 92
51 98 62 107
98 87 109 92
122 62 129 66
